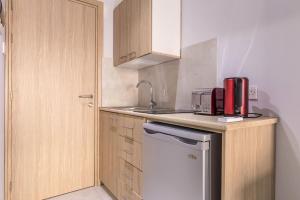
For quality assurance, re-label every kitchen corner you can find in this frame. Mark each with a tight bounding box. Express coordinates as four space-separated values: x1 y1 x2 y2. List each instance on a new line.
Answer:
4 0 299 199
99 0 279 199
99 107 277 133
99 106 277 200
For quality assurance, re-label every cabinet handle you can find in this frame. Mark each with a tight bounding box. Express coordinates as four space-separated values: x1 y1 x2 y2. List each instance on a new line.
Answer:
78 94 93 99
124 137 134 144
88 102 94 108
125 161 134 171
132 190 143 199
128 52 136 60
120 55 128 61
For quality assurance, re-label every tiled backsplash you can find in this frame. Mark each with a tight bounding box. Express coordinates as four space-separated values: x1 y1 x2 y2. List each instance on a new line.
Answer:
101 57 138 107
138 39 217 109
138 61 180 109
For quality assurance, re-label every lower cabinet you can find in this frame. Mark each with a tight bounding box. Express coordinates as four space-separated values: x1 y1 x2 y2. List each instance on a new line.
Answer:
118 159 143 200
101 111 145 200
119 135 143 170
101 112 120 195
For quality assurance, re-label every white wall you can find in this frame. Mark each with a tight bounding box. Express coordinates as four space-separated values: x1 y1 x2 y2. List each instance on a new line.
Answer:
182 0 300 199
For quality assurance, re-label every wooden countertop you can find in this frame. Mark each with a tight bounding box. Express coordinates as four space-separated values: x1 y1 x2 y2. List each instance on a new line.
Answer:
100 107 278 133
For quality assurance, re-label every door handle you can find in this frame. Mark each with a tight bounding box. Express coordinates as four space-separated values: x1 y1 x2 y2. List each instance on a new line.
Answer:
78 94 93 99
88 102 94 108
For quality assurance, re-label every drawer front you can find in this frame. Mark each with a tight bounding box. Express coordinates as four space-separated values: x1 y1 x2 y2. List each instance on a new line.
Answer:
121 115 144 143
119 136 142 170
118 159 143 200
108 113 121 134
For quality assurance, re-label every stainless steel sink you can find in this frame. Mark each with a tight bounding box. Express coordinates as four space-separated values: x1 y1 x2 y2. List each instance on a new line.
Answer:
112 106 150 112
134 109 193 114
112 107 193 115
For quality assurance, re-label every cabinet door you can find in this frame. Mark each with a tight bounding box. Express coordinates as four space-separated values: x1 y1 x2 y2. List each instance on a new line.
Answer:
119 1 129 64
140 0 152 56
127 0 141 60
118 159 143 200
113 6 121 66
102 112 120 196
119 136 143 170
121 115 145 143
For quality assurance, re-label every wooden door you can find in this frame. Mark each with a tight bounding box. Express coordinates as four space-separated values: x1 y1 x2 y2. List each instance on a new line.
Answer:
8 0 102 199
127 0 141 60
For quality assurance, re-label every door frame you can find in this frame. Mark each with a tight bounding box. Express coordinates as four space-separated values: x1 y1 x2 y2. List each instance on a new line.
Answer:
4 0 103 199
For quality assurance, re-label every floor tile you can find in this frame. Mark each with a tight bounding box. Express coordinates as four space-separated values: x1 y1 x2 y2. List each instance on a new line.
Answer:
48 187 113 200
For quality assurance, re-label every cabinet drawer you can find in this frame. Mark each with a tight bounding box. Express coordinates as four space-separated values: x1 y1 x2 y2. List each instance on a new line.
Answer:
121 116 144 143
118 159 143 200
108 113 121 133
119 136 142 170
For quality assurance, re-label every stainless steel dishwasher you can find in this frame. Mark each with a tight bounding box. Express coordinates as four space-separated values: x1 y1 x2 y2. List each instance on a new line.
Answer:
143 122 221 200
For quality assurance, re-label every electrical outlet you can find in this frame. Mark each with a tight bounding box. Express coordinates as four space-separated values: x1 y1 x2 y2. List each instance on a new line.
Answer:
249 86 258 100
2 42 4 54
162 88 167 98
162 88 167 96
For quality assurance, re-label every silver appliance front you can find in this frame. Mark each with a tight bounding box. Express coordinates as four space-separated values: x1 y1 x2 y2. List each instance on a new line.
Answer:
143 123 221 200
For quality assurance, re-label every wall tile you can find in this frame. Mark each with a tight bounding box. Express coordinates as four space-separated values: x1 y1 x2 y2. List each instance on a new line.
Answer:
101 57 138 107
138 39 217 109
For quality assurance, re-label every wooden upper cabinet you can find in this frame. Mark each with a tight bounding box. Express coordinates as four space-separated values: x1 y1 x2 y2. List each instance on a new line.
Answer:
139 0 152 57
119 1 129 65
113 6 121 66
127 0 141 61
113 0 181 69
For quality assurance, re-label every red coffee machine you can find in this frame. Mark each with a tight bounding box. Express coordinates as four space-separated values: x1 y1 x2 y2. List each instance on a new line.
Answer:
224 77 249 117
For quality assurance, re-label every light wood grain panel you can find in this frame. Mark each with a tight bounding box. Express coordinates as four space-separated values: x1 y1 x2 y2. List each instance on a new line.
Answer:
139 0 152 56
119 136 143 170
5 0 13 199
98 110 104 185
118 159 143 200
127 0 141 60
102 112 120 196
113 0 181 69
113 6 121 66
95 1 103 186
119 1 129 64
221 125 275 200
6 0 103 199
100 111 144 198
121 115 145 143
101 112 113 192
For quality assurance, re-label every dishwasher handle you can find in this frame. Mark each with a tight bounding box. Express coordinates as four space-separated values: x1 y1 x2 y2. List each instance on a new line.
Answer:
145 128 206 146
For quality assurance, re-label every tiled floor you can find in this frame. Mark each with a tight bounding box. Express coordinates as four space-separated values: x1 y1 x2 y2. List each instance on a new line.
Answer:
49 187 113 200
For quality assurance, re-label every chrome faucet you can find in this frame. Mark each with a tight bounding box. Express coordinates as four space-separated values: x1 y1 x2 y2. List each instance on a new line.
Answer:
136 80 157 110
